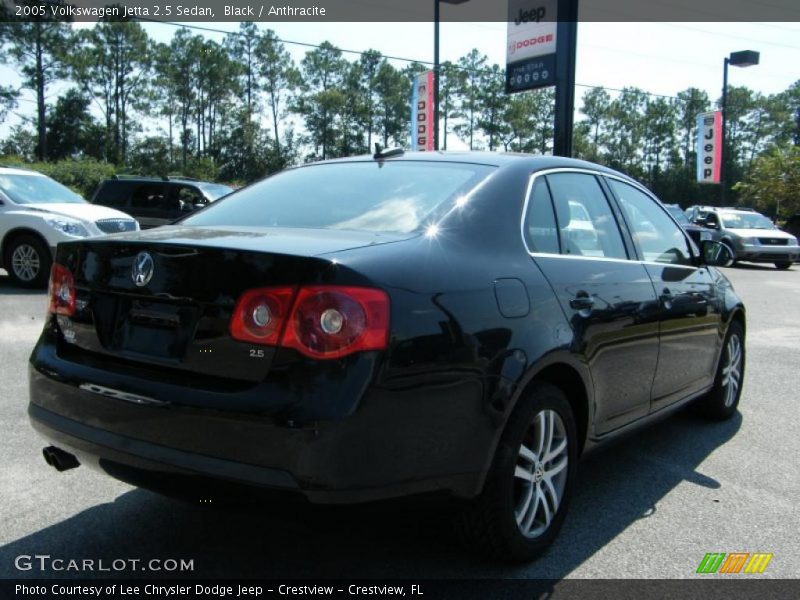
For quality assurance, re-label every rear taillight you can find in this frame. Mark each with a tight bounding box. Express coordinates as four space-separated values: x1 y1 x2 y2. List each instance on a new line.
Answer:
229 286 295 345
230 285 389 359
48 264 75 316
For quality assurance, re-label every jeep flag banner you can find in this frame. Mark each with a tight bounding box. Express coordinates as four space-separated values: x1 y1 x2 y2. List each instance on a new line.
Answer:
410 71 435 152
506 0 558 93
696 111 722 184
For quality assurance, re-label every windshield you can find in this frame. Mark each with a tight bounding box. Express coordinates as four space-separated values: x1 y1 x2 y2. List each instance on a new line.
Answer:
0 173 85 205
198 183 234 201
184 161 495 234
665 206 690 225
719 211 775 230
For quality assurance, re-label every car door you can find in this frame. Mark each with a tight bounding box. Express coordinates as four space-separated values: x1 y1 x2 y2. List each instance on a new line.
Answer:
523 171 660 435
606 178 722 410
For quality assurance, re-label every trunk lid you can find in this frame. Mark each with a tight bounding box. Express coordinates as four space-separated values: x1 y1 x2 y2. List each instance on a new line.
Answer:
55 226 408 383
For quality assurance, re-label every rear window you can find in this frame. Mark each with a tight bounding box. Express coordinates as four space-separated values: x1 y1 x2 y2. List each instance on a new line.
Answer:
183 161 495 234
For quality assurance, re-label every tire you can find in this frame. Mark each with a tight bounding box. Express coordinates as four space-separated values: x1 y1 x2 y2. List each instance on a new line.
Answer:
774 261 792 270
454 382 578 562
694 321 745 420
721 242 738 266
3 234 52 288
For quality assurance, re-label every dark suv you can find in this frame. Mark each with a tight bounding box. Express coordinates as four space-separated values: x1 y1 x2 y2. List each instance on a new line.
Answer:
91 176 233 229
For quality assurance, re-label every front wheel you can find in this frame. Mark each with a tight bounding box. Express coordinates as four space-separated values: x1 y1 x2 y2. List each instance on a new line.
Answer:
4 234 52 288
694 321 745 420
454 382 578 561
774 261 792 270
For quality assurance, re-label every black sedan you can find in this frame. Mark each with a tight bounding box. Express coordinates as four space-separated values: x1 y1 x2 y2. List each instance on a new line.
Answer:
29 153 745 561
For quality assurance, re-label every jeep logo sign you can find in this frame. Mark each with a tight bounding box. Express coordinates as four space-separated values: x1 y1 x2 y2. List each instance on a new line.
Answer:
696 111 722 184
506 0 557 64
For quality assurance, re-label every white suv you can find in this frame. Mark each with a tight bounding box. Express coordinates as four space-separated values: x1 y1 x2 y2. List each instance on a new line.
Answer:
0 166 139 287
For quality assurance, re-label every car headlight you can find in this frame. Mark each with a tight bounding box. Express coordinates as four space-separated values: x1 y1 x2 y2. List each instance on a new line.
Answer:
740 237 759 246
44 217 91 238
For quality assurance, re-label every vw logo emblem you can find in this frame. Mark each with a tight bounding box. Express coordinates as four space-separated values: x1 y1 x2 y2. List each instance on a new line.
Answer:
131 251 154 287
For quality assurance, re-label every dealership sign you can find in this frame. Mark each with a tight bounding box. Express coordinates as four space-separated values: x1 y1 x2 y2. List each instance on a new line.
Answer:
696 111 722 184
506 0 557 93
410 71 435 152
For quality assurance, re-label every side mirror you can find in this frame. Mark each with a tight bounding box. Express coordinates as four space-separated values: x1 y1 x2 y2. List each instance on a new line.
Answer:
701 240 734 267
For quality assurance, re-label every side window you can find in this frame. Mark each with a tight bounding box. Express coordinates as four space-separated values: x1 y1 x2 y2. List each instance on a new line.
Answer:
523 179 559 254
131 184 166 210
608 179 693 266
171 186 204 212
546 173 627 260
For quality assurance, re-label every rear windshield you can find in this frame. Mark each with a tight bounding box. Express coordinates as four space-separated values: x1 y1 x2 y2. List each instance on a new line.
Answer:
0 173 85 204
183 161 495 234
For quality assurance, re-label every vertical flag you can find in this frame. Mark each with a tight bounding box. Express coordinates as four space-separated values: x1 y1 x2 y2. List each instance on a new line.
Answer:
410 70 435 152
696 111 722 184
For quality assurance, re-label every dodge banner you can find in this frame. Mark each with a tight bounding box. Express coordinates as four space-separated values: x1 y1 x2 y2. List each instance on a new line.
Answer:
410 71 435 152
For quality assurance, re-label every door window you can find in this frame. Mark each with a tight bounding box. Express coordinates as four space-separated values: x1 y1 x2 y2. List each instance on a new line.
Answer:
608 179 693 266
522 179 560 254
546 172 627 259
171 186 205 212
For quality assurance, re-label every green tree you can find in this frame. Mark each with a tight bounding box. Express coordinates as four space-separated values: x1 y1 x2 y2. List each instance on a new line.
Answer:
476 64 509 151
0 85 18 121
70 19 151 163
374 62 409 148
0 19 70 160
675 87 710 166
224 22 260 122
579 87 611 161
0 125 37 160
439 61 464 150
46 89 103 160
735 146 800 218
256 29 298 162
294 41 347 160
454 50 487 150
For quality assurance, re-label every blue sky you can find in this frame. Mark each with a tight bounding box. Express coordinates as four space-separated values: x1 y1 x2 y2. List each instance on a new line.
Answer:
1 21 798 141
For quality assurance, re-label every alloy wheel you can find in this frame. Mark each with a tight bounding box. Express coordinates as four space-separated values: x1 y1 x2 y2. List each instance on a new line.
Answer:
514 409 569 538
721 333 742 407
11 244 41 282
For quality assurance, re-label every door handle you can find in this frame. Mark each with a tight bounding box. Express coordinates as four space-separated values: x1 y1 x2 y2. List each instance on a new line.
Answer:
570 292 595 311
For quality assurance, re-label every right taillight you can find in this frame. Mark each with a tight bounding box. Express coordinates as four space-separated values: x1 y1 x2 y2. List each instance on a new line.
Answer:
48 263 75 316
229 285 389 359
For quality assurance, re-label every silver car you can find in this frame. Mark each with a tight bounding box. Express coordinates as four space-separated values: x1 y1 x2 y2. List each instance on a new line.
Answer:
689 207 799 269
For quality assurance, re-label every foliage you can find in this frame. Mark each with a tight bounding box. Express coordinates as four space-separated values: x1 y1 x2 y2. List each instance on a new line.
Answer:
735 146 800 219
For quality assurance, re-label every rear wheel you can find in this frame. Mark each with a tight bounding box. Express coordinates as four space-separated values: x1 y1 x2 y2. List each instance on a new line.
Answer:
721 241 738 266
4 234 51 288
774 261 792 270
694 321 745 420
454 382 577 561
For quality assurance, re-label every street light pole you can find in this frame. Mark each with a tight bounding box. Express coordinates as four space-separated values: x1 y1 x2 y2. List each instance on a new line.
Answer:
720 49 759 206
434 0 440 151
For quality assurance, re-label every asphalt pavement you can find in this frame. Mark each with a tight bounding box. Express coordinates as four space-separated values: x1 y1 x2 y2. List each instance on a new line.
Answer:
0 264 798 580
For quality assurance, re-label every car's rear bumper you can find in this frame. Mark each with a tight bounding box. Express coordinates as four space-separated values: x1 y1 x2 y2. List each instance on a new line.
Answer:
28 352 490 504
738 244 799 262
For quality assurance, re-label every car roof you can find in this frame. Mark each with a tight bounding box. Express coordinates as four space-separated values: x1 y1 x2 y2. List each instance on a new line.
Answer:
0 166 45 177
298 151 640 183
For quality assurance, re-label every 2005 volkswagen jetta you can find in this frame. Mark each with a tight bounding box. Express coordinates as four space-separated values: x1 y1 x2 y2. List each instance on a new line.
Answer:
29 152 745 561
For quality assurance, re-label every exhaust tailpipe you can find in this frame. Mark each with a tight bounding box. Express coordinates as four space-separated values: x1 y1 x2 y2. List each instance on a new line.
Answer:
42 446 80 472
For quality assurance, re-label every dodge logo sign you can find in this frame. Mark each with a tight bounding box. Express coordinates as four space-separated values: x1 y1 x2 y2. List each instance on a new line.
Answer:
131 251 154 287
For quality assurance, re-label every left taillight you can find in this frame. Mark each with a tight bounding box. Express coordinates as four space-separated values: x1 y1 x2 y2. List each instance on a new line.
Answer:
48 263 75 316
229 285 390 360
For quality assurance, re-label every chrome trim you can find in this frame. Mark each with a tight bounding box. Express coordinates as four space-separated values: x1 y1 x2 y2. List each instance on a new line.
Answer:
79 383 170 407
519 167 699 269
